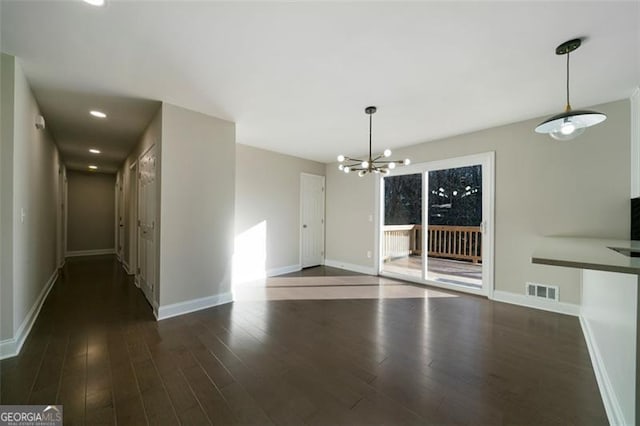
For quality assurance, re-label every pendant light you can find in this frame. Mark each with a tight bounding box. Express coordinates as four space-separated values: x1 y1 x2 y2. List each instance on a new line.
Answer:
337 106 410 177
534 38 606 141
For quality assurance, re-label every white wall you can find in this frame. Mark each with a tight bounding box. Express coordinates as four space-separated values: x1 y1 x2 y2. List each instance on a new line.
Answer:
235 144 325 278
66 170 116 252
0 54 16 341
119 105 161 273
326 99 630 304
159 103 235 309
581 269 637 426
0 55 61 349
325 166 377 272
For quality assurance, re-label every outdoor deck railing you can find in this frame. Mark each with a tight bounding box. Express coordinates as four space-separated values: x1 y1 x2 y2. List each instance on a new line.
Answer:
382 225 422 259
383 224 481 263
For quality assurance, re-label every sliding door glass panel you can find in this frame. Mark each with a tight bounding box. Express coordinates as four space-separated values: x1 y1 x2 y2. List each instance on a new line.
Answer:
381 173 423 279
426 165 482 288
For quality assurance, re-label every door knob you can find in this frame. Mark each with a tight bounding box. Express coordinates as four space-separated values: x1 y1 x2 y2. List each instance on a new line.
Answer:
303 224 307 228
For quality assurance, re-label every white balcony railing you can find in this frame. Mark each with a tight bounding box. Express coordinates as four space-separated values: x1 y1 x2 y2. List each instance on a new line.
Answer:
383 225 481 263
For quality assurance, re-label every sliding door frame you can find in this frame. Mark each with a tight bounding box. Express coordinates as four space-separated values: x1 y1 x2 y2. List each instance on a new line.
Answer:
376 151 495 298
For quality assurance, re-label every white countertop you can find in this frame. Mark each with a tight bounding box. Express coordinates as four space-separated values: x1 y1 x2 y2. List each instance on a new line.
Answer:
532 237 640 275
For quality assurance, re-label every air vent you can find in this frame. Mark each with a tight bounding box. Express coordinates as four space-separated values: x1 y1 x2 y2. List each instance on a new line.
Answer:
526 282 559 301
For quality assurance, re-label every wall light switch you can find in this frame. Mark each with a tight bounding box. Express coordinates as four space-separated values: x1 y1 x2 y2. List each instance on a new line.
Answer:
368 214 373 222
21 208 26 223
367 250 372 258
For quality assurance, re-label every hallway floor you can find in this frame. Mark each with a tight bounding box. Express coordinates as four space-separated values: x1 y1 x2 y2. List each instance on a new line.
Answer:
0 256 607 425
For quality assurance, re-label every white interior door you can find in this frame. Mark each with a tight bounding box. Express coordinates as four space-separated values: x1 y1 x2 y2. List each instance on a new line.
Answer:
128 162 138 276
117 176 125 260
56 164 65 267
137 145 157 306
301 173 325 268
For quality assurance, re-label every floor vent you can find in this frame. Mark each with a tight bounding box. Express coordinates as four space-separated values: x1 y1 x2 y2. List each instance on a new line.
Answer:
526 282 559 301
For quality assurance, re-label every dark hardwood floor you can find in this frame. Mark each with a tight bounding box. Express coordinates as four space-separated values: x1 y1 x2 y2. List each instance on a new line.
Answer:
0 256 607 425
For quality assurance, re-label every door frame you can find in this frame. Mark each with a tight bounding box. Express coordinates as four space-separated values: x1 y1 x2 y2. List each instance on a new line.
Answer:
376 151 495 298
128 161 138 278
299 173 326 269
63 173 68 259
115 174 122 261
136 144 158 307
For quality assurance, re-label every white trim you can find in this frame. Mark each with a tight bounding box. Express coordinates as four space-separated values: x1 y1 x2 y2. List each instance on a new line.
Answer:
65 248 115 257
381 270 488 297
374 176 382 278
490 290 579 316
579 315 625 426
377 151 495 298
324 258 376 275
128 161 138 276
631 87 640 198
122 260 132 275
156 292 233 321
64 174 68 255
267 264 301 277
152 299 159 320
0 269 58 359
115 176 119 260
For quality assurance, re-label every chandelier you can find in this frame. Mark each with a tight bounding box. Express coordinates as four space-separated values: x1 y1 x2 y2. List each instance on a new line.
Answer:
534 38 606 141
337 106 410 176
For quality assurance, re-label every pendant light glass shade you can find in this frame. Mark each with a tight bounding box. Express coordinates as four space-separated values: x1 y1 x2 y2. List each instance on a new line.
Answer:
535 38 606 140
535 109 606 140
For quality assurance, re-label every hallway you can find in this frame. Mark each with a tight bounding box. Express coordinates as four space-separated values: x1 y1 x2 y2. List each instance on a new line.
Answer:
0 256 606 425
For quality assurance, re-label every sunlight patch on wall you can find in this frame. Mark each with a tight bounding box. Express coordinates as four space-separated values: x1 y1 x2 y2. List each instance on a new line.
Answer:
233 220 267 285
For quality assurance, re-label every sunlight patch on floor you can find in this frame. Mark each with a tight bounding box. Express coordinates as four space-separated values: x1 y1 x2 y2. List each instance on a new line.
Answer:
233 274 458 301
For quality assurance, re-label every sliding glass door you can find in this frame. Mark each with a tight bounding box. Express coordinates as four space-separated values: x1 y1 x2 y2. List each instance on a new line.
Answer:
379 152 494 296
425 165 482 288
380 173 423 278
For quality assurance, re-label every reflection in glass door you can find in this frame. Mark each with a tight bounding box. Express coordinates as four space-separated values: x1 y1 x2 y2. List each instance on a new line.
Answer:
380 173 423 278
426 166 482 288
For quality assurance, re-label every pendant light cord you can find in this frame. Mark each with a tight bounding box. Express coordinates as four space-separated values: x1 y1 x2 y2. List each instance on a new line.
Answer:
565 51 571 111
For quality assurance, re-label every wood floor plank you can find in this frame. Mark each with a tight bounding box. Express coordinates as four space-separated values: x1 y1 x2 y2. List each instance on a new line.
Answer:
0 257 608 425
181 364 237 425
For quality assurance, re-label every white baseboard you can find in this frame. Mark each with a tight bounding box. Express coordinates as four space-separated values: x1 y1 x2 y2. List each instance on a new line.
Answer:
267 264 301 277
152 300 159 320
0 268 58 360
491 290 579 316
65 248 115 257
579 315 624 426
324 259 376 275
122 260 132 275
156 292 233 321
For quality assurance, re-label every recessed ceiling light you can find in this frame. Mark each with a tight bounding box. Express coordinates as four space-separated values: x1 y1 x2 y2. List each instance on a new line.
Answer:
83 0 105 6
89 149 101 154
88 165 98 170
90 110 107 118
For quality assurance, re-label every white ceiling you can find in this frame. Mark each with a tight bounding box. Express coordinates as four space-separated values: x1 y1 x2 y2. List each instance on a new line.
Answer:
1 1 638 171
